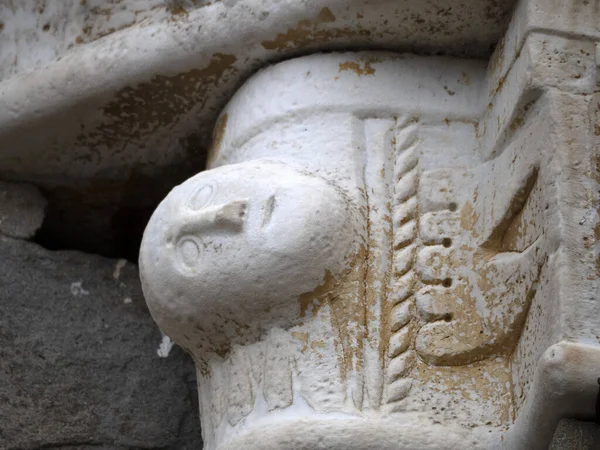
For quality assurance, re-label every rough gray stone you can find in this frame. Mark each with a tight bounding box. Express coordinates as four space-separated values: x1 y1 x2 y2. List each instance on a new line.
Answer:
550 419 600 450
0 181 46 239
0 237 598 449
0 236 202 450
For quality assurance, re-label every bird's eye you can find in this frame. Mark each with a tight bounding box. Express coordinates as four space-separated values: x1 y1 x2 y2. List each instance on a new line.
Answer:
188 184 215 210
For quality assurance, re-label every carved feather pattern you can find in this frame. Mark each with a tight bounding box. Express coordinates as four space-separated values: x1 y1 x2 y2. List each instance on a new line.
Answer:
385 121 419 408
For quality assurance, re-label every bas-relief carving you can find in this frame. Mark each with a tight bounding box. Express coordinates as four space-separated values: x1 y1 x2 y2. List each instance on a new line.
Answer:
139 52 600 449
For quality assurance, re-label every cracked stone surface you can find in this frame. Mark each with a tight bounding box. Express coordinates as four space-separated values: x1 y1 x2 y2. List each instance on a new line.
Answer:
0 236 202 450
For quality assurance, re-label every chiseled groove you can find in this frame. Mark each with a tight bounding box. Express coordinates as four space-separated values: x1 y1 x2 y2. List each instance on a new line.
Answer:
394 127 419 173
387 377 414 404
385 122 419 406
392 273 414 306
394 153 419 180
393 196 417 224
391 299 413 331
388 350 415 379
394 246 416 277
388 326 412 357
393 169 418 203
393 222 417 251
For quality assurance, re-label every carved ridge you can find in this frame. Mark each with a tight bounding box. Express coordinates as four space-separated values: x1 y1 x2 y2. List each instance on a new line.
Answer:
384 121 419 409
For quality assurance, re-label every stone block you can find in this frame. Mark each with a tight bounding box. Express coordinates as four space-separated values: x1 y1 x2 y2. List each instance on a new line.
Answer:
0 237 202 449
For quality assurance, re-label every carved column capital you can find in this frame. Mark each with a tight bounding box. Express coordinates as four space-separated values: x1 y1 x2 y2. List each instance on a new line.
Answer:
140 47 600 449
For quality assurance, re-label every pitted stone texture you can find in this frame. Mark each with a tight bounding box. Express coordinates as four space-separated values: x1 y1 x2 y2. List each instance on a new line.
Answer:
1 0 515 81
550 420 600 450
0 181 46 239
0 237 201 450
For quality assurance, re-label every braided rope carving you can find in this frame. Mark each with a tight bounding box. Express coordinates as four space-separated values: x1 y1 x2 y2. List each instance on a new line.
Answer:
384 120 420 408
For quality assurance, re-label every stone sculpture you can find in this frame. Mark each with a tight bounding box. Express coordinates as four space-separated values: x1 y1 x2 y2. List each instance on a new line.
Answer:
140 51 600 449
2 0 600 449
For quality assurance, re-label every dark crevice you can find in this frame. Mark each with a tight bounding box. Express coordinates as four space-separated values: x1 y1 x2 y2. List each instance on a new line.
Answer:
33 153 207 262
34 201 153 263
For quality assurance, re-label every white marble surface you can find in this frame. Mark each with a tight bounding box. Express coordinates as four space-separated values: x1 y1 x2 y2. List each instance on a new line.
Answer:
140 43 600 449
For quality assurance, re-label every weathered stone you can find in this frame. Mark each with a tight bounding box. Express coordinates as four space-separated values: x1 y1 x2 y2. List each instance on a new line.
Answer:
550 420 600 450
0 236 202 449
0 181 46 239
140 47 600 450
3 0 600 449
0 0 518 258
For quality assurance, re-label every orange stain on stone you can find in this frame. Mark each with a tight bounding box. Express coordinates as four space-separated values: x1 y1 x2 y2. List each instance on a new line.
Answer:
338 60 376 76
